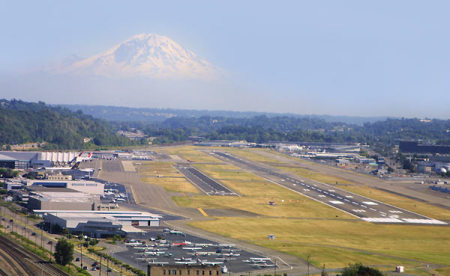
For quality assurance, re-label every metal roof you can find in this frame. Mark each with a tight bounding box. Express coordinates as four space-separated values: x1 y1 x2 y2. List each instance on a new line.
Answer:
0 151 38 161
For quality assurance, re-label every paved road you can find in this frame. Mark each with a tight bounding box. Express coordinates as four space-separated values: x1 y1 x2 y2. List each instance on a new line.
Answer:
0 206 121 276
174 165 238 196
209 151 447 225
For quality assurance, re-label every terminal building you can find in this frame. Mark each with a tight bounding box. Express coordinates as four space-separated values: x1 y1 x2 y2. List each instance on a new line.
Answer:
35 210 161 237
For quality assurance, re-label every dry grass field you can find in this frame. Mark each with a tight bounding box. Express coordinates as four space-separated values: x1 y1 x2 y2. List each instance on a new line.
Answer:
139 161 200 194
142 146 450 274
164 146 222 163
224 148 450 221
189 217 450 270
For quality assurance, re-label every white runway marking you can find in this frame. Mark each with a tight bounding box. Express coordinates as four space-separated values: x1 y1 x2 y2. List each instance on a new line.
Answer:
345 195 353 198
401 219 447 225
303 189 310 192
353 209 366 213
363 201 378 206
328 189 335 192
318 195 326 198
389 210 403 214
362 218 404 223
329 200 344 205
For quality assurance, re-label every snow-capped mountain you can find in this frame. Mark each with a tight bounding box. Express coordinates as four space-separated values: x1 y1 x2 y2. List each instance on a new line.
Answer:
58 33 219 80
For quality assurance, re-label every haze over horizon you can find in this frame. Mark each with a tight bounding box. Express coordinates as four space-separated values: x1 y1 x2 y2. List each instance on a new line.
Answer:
1 1 449 119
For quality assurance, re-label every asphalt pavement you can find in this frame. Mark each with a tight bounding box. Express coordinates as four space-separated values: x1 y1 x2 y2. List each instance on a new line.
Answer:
209 151 447 225
174 165 238 196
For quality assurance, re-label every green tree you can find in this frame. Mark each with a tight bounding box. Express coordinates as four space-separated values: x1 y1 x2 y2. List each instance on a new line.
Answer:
340 263 383 276
0 168 18 178
54 238 74 266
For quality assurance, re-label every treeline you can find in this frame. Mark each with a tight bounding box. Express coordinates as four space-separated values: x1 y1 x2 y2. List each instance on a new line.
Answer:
114 115 450 148
0 99 133 149
3 99 449 150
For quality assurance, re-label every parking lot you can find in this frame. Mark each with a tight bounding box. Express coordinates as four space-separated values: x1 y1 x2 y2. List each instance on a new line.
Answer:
113 228 275 273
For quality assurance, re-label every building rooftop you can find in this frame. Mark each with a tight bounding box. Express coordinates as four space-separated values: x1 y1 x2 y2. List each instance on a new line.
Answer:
29 191 96 203
26 186 79 192
0 151 38 161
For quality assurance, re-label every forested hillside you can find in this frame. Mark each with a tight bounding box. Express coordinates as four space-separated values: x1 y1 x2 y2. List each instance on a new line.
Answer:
0 99 132 149
2 100 449 152
114 115 450 150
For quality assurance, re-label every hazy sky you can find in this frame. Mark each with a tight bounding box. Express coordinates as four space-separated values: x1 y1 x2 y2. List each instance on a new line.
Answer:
1 1 449 118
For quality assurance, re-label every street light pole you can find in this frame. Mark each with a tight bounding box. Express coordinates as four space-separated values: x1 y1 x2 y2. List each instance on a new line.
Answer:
274 259 277 276
80 244 83 268
307 255 311 276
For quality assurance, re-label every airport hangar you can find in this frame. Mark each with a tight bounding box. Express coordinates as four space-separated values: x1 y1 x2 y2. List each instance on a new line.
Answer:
24 179 104 196
0 151 83 169
35 210 162 237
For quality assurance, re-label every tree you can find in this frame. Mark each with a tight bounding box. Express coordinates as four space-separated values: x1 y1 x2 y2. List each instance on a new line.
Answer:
0 168 18 178
54 238 74 266
340 263 383 276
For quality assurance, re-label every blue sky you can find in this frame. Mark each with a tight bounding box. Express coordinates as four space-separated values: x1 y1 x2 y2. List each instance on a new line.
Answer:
1 1 449 118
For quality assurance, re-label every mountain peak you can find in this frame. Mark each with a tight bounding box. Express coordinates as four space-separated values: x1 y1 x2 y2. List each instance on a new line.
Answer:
57 33 219 80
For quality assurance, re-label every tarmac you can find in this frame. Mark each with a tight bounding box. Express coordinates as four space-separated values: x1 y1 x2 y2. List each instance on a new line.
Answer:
208 150 447 225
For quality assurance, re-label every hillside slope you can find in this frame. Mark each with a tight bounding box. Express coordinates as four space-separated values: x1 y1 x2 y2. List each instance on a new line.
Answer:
0 99 131 149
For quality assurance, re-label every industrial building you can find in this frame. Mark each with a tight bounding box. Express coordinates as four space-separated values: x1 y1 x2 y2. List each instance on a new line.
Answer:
0 151 91 169
36 210 161 237
25 179 104 195
147 264 222 276
0 151 39 169
399 141 450 154
27 187 99 211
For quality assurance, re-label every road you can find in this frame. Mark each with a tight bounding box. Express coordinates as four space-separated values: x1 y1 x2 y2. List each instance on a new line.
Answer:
209 151 447 225
0 206 122 276
174 165 238 196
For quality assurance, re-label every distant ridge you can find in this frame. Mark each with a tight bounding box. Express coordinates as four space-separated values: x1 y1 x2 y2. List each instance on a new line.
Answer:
59 104 391 125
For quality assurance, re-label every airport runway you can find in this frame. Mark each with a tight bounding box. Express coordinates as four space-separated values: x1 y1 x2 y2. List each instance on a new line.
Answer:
209 151 447 225
174 165 238 196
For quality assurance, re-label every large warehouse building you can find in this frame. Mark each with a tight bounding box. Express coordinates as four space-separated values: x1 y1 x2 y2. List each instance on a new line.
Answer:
25 179 104 195
0 151 87 169
27 187 99 211
0 151 39 169
399 141 450 154
35 210 161 237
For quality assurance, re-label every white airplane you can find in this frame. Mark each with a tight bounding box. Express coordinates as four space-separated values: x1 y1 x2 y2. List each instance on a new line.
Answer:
125 242 142 247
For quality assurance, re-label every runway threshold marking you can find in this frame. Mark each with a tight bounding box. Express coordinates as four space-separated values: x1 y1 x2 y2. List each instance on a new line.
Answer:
197 208 208 217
